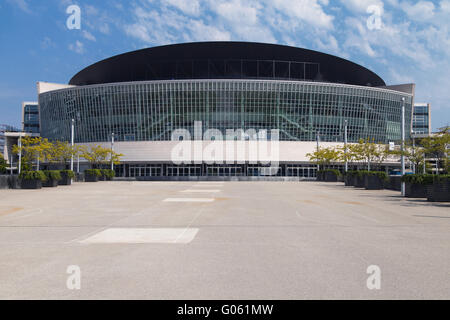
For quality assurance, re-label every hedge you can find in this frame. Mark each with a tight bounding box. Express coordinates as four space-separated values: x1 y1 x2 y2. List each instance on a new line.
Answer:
85 169 102 177
43 170 62 181
401 174 435 185
19 170 47 182
60 170 75 178
100 169 115 179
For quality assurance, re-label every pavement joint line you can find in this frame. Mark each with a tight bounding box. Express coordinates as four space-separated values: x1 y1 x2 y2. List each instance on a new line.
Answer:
180 189 221 193
163 198 215 203
173 206 206 244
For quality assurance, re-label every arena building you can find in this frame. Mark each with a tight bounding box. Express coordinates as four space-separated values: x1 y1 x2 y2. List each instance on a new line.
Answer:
37 42 414 179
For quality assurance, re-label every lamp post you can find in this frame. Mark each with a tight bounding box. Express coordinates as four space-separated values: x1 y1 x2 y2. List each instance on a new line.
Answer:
70 119 74 172
18 134 22 175
401 97 406 197
316 131 320 171
344 120 348 173
111 132 115 171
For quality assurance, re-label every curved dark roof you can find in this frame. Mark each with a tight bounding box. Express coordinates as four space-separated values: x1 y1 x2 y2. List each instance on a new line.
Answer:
69 42 385 87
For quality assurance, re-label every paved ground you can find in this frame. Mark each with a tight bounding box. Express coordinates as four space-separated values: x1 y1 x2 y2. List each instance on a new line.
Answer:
0 181 449 300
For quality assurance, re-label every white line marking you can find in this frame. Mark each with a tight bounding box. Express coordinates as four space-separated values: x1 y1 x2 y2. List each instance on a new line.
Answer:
80 228 199 244
163 198 215 203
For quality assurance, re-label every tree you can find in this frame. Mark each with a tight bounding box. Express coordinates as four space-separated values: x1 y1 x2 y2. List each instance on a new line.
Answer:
47 141 81 169
336 143 364 167
12 136 49 171
353 138 383 171
306 147 341 170
80 145 123 169
390 141 428 174
419 127 450 174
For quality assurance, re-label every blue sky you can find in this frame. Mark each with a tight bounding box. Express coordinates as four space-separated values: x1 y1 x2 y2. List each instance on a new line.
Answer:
0 0 449 130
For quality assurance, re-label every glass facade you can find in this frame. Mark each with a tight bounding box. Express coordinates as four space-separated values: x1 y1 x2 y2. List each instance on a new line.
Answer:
23 103 40 134
39 80 412 144
412 103 431 135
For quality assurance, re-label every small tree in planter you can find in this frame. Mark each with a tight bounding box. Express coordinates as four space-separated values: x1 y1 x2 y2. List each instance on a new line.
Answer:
80 145 123 173
84 169 102 182
100 169 115 181
19 171 47 189
12 137 39 171
402 174 434 198
354 138 383 171
307 147 340 181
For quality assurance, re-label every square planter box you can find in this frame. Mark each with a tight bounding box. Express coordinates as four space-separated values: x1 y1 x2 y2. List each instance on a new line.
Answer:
85 174 99 182
365 175 385 190
21 179 43 189
354 175 366 188
59 175 72 186
344 175 354 186
316 171 324 181
386 176 401 191
43 178 59 188
405 182 428 198
99 176 107 181
427 181 450 202
324 171 338 182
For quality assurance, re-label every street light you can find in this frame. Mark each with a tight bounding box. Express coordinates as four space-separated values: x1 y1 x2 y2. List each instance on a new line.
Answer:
18 134 22 175
316 131 320 171
344 120 348 173
401 97 406 197
111 132 115 171
70 119 74 172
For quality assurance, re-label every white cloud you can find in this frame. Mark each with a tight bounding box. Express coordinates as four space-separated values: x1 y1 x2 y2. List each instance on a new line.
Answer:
269 0 334 29
82 30 96 42
123 0 334 48
82 4 112 35
402 1 435 21
68 41 85 54
166 0 201 16
340 0 384 13
6 0 31 13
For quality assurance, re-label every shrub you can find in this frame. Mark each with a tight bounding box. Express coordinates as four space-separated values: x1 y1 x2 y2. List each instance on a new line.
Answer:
43 170 62 181
354 170 369 178
60 170 75 178
100 169 115 179
0 157 7 174
434 174 450 183
19 170 47 182
345 170 357 177
367 171 388 181
85 169 102 177
317 169 341 176
401 174 434 185
323 169 341 176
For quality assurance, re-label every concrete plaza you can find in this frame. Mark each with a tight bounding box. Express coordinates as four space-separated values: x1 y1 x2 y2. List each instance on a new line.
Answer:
0 181 449 299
